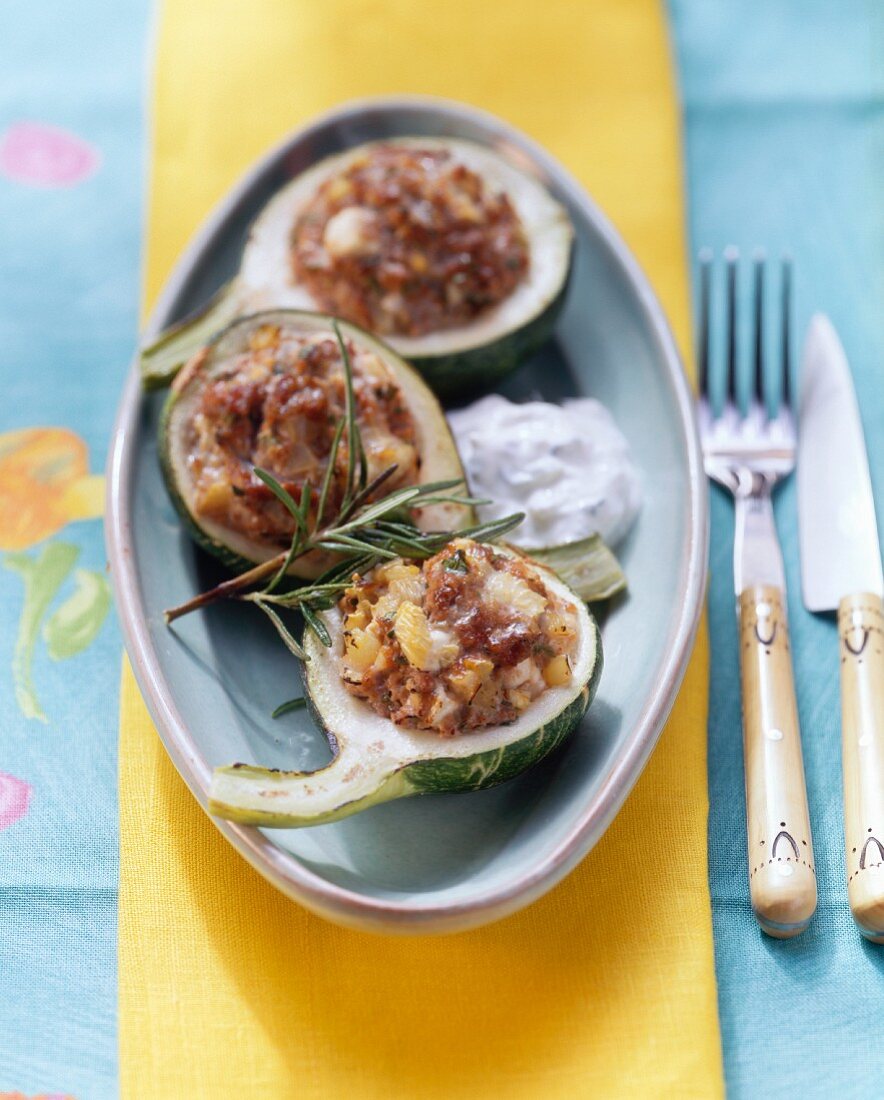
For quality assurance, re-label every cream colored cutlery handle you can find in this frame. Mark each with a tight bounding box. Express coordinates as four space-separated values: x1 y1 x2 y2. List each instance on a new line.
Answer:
840 592 884 942
739 585 817 937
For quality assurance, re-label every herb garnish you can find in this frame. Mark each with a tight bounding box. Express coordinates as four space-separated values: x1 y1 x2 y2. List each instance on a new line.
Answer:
271 697 308 719
164 322 523 652
441 549 469 574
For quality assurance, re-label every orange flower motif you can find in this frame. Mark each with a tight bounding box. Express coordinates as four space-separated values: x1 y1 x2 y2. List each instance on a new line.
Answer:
0 427 104 550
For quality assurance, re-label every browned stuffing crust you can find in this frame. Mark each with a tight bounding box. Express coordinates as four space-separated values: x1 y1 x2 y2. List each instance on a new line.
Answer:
339 539 579 735
182 322 419 548
291 144 529 338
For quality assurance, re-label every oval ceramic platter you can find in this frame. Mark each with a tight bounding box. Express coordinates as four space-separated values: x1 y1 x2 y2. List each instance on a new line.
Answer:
107 96 707 934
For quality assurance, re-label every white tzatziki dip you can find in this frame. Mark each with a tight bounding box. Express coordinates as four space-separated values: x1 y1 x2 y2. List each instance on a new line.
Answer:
447 394 641 548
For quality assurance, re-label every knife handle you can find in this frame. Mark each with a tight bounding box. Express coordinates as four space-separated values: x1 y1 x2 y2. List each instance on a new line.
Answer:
840 592 884 942
738 585 817 937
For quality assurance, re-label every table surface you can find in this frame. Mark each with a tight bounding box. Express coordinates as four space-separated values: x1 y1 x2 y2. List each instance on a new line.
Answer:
0 1 881 1096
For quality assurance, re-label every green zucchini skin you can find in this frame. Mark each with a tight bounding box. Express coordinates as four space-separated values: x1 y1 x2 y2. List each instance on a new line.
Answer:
405 675 595 794
141 281 239 392
408 255 573 400
208 614 602 828
158 391 259 575
142 257 571 399
519 534 627 603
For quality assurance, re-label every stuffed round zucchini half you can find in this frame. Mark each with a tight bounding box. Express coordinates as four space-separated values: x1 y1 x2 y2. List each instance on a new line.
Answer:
142 138 574 398
209 541 602 828
160 310 471 579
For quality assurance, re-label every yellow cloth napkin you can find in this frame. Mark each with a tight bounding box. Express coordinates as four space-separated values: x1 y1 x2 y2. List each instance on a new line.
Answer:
120 0 724 1094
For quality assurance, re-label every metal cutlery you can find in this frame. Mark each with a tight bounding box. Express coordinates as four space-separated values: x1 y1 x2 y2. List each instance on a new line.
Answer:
697 248 817 938
798 314 884 941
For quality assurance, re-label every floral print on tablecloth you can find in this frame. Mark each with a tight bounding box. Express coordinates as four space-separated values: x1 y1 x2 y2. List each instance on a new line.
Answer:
0 772 32 831
0 428 110 722
0 122 99 188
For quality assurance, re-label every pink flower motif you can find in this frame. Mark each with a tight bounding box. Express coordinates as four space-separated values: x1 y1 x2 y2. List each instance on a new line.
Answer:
0 1094 76 1100
0 122 100 188
0 771 32 830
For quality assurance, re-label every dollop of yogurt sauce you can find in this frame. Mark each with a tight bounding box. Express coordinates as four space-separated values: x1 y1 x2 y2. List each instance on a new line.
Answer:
447 394 641 548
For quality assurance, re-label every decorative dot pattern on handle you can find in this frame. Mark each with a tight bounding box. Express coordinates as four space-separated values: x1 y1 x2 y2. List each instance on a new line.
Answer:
738 585 817 934
838 592 884 939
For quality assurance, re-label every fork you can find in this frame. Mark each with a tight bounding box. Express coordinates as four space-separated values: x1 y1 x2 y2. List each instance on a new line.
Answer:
698 248 817 938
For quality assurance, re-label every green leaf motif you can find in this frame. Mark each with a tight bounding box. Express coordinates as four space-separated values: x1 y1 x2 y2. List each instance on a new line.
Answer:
4 542 80 721
43 568 112 660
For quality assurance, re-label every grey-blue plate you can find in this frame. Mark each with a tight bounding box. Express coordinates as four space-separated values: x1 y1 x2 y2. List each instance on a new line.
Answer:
106 96 707 933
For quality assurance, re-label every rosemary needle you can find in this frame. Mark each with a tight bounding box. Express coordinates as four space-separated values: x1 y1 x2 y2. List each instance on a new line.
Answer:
271 697 308 719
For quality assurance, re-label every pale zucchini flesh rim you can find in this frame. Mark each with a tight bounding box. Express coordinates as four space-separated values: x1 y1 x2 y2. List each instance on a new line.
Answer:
140 137 574 390
209 560 599 827
238 137 574 359
163 310 472 570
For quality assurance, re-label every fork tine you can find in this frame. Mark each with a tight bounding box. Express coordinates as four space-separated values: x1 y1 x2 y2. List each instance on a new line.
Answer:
724 247 739 407
752 251 765 413
697 248 712 399
780 255 793 410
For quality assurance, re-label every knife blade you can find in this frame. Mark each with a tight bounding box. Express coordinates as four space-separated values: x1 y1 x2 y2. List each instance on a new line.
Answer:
798 314 883 609
798 312 884 941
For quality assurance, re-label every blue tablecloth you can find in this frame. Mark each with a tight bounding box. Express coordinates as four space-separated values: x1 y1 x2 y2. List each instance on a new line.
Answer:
0 2 148 1094
0 2 881 1095
671 2 884 1096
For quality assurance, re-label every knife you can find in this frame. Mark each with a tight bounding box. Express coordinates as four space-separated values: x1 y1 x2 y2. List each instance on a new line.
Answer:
798 313 884 941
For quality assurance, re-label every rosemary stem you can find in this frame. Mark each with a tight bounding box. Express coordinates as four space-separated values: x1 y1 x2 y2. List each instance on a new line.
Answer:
164 552 286 622
164 509 371 622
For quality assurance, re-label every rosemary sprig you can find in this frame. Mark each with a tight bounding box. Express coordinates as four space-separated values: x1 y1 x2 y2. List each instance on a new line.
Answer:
163 466 498 624
167 487 522 630
162 324 525 652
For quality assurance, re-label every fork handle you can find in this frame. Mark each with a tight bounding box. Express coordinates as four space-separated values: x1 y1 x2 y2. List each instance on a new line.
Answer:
840 592 884 942
738 585 817 937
